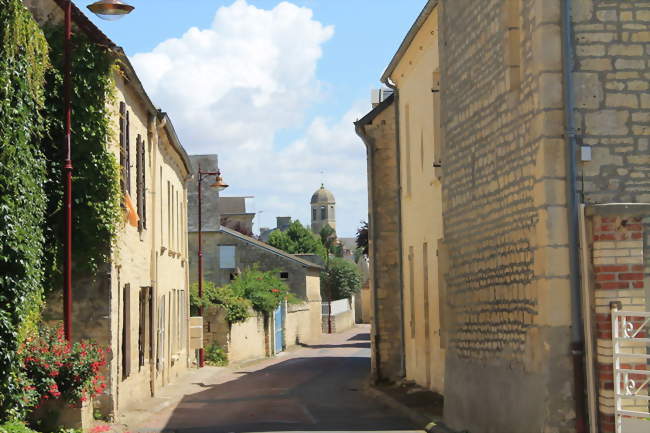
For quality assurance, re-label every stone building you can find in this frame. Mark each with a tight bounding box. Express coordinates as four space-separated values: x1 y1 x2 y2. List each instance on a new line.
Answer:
187 156 323 361
311 184 336 234
24 0 192 417
359 1 650 432
219 196 255 236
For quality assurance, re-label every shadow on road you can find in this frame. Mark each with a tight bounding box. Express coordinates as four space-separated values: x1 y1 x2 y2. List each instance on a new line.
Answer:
152 335 416 433
347 333 370 341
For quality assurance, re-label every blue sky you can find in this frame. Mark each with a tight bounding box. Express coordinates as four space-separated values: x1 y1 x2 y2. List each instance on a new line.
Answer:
85 0 424 237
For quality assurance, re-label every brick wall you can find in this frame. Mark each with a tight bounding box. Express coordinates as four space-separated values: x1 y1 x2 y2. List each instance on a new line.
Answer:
573 0 650 203
439 0 575 431
588 209 648 433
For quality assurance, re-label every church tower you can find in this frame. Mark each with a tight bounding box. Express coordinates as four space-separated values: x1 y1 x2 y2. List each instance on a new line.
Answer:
310 184 336 234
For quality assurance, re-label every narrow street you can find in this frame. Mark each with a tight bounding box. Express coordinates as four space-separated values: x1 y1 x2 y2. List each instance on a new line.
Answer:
118 325 420 433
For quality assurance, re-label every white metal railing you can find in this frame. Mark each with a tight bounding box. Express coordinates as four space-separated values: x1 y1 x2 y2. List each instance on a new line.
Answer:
611 304 650 433
322 298 351 316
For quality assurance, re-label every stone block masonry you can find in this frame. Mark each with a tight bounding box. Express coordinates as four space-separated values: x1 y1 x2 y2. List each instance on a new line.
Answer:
574 0 650 204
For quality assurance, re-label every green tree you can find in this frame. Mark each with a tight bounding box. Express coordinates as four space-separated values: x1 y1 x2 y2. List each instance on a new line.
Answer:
320 257 362 301
229 267 297 313
356 221 368 255
268 221 326 258
0 0 50 420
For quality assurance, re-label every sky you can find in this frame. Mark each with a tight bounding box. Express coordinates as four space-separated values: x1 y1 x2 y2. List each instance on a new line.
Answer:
85 0 424 237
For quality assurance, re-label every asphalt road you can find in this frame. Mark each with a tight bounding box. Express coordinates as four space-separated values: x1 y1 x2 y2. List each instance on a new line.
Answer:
124 325 420 433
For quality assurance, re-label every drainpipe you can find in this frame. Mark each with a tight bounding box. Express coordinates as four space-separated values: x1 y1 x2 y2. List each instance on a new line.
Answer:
561 1 588 432
381 78 406 379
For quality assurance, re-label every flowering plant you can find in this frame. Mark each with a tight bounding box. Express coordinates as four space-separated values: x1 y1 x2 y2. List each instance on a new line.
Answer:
20 326 107 408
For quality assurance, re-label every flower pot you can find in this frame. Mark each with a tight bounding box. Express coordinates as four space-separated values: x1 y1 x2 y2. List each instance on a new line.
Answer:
29 399 93 432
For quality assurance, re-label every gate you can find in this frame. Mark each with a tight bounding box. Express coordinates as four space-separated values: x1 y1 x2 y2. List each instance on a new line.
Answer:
611 304 650 433
274 302 285 354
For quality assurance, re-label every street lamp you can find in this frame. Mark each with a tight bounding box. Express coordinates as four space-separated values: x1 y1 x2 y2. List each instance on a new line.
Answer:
87 0 134 20
61 0 134 341
197 167 228 367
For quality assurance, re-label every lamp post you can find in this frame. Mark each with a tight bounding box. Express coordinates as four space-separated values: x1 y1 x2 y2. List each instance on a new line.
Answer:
61 0 134 342
197 166 228 367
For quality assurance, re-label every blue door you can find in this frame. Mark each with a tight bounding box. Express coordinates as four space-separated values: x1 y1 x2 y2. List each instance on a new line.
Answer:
274 302 284 353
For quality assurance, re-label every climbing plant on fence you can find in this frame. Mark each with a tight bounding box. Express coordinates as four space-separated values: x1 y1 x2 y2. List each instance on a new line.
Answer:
0 0 50 421
41 27 121 289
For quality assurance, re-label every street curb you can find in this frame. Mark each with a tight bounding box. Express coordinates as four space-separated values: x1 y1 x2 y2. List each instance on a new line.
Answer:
362 384 458 433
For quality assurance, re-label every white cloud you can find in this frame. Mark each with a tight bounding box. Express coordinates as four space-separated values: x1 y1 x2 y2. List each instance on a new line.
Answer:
131 0 368 237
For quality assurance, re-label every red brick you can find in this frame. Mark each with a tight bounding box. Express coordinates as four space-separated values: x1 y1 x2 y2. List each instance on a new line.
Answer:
625 223 643 231
632 232 643 239
631 264 645 272
597 281 629 289
602 217 618 223
619 273 643 280
595 265 629 273
633 281 644 288
596 273 616 281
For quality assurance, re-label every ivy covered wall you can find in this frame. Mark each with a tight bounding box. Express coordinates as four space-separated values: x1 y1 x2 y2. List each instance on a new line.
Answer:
0 0 49 420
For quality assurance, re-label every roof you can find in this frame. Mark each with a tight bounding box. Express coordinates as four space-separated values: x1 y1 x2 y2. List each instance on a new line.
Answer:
354 93 395 128
157 111 192 175
311 184 335 204
218 226 324 270
380 0 438 84
52 0 115 48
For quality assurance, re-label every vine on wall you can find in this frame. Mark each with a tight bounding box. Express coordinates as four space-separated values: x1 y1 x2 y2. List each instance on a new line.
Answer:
41 27 122 289
0 0 49 420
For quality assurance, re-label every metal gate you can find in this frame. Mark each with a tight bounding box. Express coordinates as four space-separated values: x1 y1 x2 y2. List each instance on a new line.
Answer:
611 304 650 433
274 302 285 354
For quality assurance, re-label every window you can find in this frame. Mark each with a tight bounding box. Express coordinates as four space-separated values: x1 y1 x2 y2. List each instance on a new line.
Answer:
408 246 415 339
167 181 171 247
138 287 151 370
280 272 289 280
219 245 236 269
160 167 163 244
504 0 522 91
312 208 317 221
119 102 129 196
320 206 327 220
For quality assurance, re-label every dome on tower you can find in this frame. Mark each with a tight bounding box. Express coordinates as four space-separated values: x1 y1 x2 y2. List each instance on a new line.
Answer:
311 184 335 204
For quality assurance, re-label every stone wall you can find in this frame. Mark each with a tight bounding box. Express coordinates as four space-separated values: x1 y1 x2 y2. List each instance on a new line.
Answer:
355 96 404 383
438 0 575 431
573 0 650 204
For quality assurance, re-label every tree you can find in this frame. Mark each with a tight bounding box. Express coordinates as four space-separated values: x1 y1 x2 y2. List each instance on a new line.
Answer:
356 221 368 255
320 257 362 301
268 220 326 257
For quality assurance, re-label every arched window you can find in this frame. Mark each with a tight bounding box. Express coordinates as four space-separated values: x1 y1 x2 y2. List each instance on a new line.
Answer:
312 208 317 220
321 206 327 219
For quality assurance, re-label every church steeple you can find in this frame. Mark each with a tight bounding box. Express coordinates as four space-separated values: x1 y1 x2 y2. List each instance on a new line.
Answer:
310 184 336 234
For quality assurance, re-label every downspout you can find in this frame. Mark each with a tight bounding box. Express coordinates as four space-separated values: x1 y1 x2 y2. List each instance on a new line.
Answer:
355 123 382 382
382 78 406 379
561 1 588 432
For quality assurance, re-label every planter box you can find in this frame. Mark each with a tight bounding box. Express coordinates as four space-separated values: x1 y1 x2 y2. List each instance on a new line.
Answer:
29 399 93 432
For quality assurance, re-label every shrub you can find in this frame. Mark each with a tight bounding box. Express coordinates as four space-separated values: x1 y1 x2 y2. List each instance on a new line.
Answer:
204 343 227 366
320 257 362 300
190 282 250 324
229 268 297 313
20 326 107 408
0 421 38 433
267 221 326 258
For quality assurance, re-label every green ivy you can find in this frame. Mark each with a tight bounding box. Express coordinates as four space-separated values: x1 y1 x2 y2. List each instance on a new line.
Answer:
0 0 49 421
40 27 121 288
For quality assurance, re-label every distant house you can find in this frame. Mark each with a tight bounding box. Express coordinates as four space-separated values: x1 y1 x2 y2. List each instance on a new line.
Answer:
259 216 293 242
187 156 322 362
219 196 255 236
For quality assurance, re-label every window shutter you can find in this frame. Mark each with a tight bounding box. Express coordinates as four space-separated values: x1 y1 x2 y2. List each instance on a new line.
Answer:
136 135 144 232
126 111 131 194
142 140 147 229
119 102 126 197
122 283 131 380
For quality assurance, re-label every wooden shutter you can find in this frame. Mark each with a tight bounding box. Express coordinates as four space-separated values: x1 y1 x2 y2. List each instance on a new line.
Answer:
142 140 147 229
136 135 144 232
119 102 126 196
125 111 131 194
122 283 131 380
